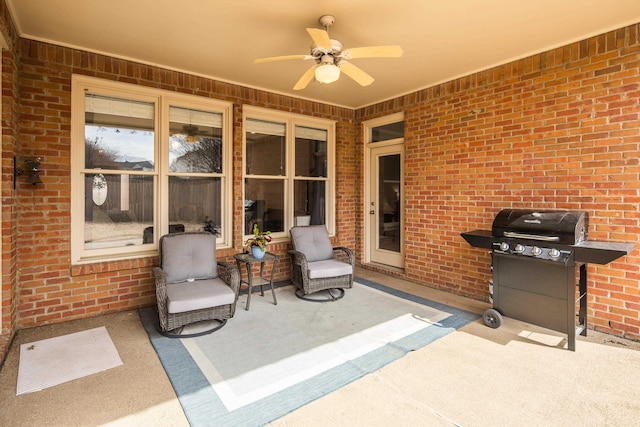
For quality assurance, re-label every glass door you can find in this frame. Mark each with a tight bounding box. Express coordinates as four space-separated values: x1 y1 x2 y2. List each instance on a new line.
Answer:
369 144 403 267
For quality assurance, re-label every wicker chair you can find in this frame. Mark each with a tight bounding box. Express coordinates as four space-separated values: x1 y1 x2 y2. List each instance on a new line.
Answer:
289 225 355 301
152 232 240 337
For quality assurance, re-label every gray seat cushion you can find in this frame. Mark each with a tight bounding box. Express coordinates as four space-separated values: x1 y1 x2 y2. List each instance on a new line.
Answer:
307 259 353 279
290 225 334 262
166 278 236 314
161 233 218 283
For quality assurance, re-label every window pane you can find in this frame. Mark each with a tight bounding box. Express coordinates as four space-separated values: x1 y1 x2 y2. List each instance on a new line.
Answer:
378 154 401 253
246 119 286 176
169 107 223 173
84 173 154 249
244 178 284 234
295 126 327 177
169 176 222 234
371 121 404 142
294 180 326 225
85 94 155 170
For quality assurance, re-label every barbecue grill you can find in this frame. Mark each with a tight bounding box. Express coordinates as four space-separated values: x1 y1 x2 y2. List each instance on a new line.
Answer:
461 209 634 351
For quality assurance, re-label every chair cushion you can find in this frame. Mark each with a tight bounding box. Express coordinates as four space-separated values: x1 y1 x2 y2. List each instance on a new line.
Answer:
166 278 235 314
290 225 334 262
161 233 217 283
307 259 353 279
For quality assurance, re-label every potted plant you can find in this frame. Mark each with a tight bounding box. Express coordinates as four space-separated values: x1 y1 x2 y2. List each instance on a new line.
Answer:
245 223 271 259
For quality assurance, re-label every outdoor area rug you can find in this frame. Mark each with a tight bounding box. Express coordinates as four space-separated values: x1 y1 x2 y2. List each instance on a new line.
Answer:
139 278 478 426
16 326 123 395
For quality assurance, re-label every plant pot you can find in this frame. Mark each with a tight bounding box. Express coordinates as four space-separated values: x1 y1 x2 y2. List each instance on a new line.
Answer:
251 245 266 259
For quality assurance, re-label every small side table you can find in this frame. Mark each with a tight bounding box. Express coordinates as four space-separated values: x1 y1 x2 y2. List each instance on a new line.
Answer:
234 252 278 310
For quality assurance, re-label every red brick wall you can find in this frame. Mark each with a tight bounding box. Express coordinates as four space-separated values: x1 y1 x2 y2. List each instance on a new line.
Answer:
358 24 640 339
15 39 354 328
0 0 20 357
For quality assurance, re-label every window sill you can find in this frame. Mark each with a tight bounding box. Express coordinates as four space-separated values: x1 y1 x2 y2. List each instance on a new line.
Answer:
71 255 157 277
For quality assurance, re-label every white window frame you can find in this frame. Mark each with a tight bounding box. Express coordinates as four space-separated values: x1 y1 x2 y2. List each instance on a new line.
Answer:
242 105 336 240
70 75 233 264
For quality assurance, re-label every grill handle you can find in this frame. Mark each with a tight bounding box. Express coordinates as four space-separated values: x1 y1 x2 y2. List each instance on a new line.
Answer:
503 231 560 242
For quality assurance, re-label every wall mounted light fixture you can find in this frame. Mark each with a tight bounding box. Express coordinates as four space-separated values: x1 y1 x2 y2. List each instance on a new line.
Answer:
14 156 43 188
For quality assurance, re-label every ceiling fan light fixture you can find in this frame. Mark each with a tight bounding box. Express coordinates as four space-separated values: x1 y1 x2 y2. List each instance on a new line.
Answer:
315 63 340 84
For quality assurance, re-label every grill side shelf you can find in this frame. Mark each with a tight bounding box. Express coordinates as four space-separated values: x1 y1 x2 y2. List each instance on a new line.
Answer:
573 241 635 264
461 229 493 249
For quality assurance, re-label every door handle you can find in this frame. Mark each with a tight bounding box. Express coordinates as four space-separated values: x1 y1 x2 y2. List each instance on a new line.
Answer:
369 210 375 215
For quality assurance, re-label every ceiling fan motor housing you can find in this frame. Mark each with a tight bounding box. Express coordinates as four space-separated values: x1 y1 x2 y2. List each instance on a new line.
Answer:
319 54 334 65
311 39 343 64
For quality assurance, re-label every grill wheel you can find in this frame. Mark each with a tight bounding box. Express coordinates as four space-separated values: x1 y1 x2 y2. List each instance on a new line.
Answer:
483 308 503 328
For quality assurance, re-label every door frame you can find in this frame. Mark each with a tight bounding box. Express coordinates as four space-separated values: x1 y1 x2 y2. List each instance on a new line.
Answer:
363 112 404 268
0 34 7 327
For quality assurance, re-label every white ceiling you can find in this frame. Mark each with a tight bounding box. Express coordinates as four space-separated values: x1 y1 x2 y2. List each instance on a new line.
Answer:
8 0 640 109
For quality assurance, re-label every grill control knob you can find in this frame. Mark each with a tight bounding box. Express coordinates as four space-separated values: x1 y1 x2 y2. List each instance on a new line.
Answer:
531 246 542 256
549 248 561 259
514 244 525 254
499 242 510 252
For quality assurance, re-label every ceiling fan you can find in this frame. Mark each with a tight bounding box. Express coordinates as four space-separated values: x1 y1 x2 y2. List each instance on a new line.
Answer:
254 15 403 90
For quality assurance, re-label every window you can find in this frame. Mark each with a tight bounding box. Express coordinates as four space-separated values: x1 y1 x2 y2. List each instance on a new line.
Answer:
370 119 404 143
243 106 335 238
71 76 232 264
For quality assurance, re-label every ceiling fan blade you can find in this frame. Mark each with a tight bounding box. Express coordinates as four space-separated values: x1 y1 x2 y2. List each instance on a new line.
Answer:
340 45 403 60
339 61 374 86
254 54 313 63
293 65 317 90
306 28 332 49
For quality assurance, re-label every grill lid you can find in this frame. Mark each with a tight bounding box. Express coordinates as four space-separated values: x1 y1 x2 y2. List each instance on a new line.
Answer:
492 209 588 244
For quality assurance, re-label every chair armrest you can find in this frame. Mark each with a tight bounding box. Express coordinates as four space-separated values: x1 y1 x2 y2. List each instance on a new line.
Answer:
288 249 306 259
288 249 308 265
333 246 355 266
152 266 168 312
217 261 241 296
152 267 167 290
